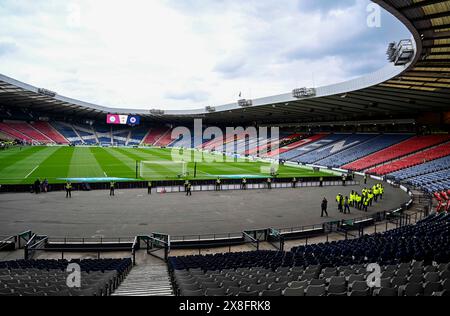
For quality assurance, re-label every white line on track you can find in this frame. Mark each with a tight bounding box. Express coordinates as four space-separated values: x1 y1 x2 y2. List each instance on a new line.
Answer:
25 165 40 179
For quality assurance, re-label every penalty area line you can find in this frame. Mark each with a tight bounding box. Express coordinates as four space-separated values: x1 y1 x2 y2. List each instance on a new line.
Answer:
25 165 40 179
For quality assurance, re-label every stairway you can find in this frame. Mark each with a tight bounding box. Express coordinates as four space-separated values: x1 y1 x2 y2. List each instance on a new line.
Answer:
112 262 174 296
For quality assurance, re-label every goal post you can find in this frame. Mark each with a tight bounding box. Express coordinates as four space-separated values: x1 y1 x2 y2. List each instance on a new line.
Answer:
139 160 189 179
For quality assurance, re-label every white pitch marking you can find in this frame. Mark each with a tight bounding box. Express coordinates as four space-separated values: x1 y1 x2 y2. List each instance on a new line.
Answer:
104 171 108 177
25 165 40 179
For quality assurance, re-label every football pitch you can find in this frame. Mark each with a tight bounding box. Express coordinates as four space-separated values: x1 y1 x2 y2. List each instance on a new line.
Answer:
0 146 334 185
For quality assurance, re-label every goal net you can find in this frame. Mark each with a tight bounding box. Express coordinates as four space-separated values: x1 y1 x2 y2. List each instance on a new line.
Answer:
139 160 189 179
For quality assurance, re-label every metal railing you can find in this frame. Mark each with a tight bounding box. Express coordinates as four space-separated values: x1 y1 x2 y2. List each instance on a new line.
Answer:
24 234 48 260
132 235 170 264
0 235 16 252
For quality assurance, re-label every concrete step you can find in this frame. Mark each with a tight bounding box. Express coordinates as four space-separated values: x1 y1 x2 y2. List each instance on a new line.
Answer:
113 263 174 296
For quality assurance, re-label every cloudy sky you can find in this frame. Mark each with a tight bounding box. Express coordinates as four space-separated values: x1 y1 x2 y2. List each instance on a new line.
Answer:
0 0 410 110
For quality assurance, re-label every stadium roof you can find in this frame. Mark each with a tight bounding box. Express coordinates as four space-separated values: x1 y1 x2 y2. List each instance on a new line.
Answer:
0 0 449 125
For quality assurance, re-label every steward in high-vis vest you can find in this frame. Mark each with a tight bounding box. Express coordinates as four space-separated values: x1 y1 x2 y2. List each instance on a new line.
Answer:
242 178 247 190
356 194 362 210
216 178 221 191
186 182 192 196
110 182 115 196
373 186 379 202
336 194 343 212
148 181 152 195
349 191 355 207
368 190 374 206
363 197 369 212
65 182 72 199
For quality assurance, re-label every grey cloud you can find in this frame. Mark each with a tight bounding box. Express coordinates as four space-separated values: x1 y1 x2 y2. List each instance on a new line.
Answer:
213 57 247 78
165 90 210 103
0 41 18 56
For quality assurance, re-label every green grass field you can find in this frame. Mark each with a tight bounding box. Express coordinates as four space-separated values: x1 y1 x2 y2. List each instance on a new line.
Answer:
0 146 334 185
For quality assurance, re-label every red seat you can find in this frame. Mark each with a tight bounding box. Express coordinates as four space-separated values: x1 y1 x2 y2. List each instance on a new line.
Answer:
6 122 53 143
368 142 450 175
267 134 329 157
246 133 303 156
343 135 450 171
142 127 173 146
0 122 34 143
32 122 69 144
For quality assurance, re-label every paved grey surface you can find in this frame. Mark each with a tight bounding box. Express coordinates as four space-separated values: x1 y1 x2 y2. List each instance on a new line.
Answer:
0 178 410 238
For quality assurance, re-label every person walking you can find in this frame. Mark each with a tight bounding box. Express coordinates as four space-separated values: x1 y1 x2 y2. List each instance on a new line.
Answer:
321 198 329 217
364 175 368 185
292 177 297 188
319 177 324 187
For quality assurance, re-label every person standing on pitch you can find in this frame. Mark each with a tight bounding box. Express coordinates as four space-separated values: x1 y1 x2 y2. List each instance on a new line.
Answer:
110 181 115 196
321 198 328 217
216 178 221 191
147 181 152 195
65 181 72 199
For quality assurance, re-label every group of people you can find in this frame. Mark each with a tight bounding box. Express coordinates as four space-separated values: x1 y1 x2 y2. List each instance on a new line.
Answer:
321 183 385 217
0 140 20 150
33 178 49 194
65 181 116 198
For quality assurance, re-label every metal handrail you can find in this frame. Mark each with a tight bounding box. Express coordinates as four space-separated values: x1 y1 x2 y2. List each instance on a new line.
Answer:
24 234 48 260
243 232 260 251
0 235 16 251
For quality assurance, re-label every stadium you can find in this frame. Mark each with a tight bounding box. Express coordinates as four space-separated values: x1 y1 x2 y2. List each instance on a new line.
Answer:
0 0 449 301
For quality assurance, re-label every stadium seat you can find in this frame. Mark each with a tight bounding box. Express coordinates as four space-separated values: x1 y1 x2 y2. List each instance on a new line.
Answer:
283 287 305 296
369 143 450 175
343 135 450 171
317 134 411 168
296 134 377 164
305 285 326 297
